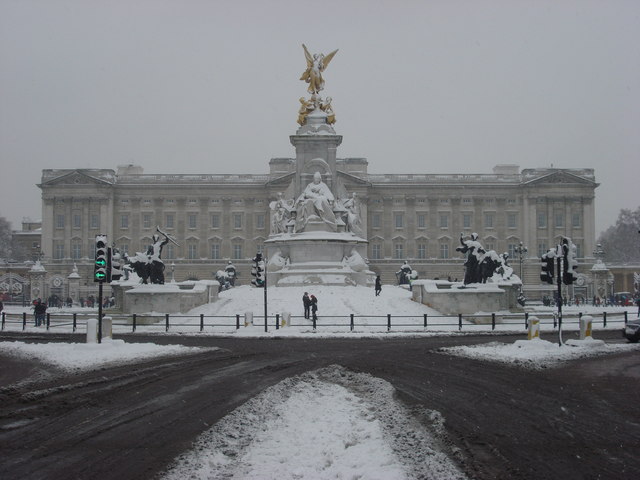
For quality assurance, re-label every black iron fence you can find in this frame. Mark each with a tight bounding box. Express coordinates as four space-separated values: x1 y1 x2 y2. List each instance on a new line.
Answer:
0 310 634 335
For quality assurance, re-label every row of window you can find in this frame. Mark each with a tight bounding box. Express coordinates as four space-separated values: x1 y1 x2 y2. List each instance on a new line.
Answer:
371 211 582 230
55 213 267 231
537 212 582 228
369 241 583 260
52 242 264 261
374 212 519 229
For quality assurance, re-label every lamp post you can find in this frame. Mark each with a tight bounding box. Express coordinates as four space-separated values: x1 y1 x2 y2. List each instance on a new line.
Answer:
514 242 528 292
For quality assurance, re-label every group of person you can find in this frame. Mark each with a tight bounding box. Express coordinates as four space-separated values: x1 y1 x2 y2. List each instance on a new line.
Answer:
302 292 318 320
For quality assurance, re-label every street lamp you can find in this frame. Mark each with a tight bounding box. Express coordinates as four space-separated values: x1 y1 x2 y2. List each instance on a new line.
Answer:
514 242 528 291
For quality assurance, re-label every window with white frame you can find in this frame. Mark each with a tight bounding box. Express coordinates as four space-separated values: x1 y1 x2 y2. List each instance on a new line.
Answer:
256 214 265 229
142 214 151 229
211 243 220 259
188 244 198 259
188 214 197 229
394 243 404 259
484 213 494 228
440 243 449 259
121 214 129 229
371 243 381 259
417 214 426 229
233 213 243 229
165 214 174 229
507 213 517 228
395 213 404 229
417 243 427 259
232 244 243 259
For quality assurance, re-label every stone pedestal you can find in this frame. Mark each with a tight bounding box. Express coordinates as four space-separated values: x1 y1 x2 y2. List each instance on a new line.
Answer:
265 231 375 287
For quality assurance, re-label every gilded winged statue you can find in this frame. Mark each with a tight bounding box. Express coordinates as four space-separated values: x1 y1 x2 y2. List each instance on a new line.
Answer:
300 44 338 95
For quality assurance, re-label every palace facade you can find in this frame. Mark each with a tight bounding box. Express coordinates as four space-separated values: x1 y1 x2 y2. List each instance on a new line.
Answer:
36 160 598 301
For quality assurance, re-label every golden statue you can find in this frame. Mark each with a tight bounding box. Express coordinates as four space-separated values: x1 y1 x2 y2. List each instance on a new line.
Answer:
300 44 338 95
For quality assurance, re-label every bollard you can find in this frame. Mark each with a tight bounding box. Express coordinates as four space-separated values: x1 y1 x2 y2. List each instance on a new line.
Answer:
387 314 391 332
132 313 137 332
527 316 540 340
350 313 354 331
102 316 113 339
525 312 529 329
624 311 628 325
73 313 77 333
86 318 98 343
603 311 607 327
165 313 170 332
46 313 50 331
236 313 240 329
282 312 291 328
23 312 26 330
423 313 428 329
276 314 280 330
244 311 253 327
200 313 204 332
491 313 496 331
579 315 593 340
1 312 4 330
458 313 462 331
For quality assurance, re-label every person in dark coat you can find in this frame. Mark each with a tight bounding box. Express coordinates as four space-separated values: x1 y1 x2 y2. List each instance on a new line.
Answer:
375 276 382 296
310 294 318 321
302 292 311 319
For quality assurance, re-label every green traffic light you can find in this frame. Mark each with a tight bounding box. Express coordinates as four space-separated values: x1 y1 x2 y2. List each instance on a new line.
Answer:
95 272 106 280
95 259 106 266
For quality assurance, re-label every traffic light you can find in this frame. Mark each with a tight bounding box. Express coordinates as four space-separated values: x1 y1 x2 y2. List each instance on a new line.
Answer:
107 247 123 282
251 253 265 287
94 235 108 282
561 237 578 285
540 249 555 284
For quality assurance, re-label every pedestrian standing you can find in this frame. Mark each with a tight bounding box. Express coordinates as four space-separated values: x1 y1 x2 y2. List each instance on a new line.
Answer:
34 300 47 327
375 275 382 296
310 294 318 321
302 292 311 319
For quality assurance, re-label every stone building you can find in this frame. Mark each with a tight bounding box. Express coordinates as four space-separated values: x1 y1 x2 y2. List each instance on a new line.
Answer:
36 158 598 302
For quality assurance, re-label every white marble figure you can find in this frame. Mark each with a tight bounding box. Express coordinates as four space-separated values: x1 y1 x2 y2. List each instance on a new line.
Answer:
269 193 294 235
342 248 367 272
295 172 338 232
341 192 363 236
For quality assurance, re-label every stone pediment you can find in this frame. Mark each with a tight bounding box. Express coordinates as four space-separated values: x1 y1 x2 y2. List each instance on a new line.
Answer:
40 169 115 187
523 170 597 187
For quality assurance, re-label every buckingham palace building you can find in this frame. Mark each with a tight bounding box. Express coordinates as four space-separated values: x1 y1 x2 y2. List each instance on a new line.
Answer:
36 159 598 302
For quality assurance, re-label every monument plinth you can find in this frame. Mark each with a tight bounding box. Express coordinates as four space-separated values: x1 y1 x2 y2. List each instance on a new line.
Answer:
264 44 374 287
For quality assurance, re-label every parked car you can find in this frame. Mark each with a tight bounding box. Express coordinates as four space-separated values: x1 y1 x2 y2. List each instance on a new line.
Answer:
622 319 640 343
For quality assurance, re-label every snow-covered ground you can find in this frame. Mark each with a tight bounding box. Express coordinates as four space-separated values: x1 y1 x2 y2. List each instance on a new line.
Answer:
439 337 640 369
162 365 466 480
2 284 636 337
2 283 639 479
0 338 211 372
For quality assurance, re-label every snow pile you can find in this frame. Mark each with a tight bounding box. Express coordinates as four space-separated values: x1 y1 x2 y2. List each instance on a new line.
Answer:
0 339 211 371
439 338 640 369
163 366 466 480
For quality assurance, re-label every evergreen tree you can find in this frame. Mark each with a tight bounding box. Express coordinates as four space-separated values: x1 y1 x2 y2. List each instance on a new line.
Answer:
597 207 640 264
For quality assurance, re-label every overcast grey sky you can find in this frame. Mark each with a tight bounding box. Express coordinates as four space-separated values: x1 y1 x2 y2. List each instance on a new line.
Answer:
1 0 638 236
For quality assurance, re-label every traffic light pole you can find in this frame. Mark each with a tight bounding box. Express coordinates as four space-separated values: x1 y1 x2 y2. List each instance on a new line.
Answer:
97 281 103 344
556 254 563 346
263 261 268 332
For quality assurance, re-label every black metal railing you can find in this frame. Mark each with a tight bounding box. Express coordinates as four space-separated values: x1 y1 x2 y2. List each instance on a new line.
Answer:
0 310 633 335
